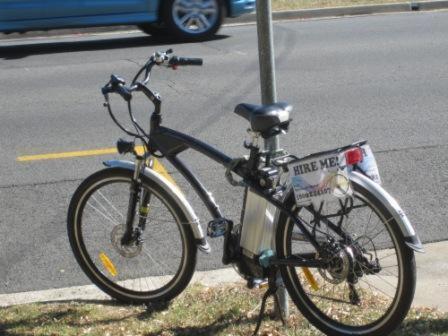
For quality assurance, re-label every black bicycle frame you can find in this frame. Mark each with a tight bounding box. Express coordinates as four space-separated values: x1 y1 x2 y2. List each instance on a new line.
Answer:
106 68 353 269
149 124 326 258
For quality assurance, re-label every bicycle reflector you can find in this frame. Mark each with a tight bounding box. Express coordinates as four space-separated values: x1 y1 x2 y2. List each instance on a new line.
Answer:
345 147 363 165
99 252 117 277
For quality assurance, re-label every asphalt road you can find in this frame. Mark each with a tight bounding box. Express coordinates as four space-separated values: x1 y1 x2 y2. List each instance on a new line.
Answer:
1 11 447 294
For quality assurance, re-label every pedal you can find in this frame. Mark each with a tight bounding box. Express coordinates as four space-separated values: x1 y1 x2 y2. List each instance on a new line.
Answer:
207 218 229 238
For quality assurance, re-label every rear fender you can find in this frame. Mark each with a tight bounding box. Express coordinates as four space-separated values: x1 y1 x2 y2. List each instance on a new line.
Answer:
349 171 424 253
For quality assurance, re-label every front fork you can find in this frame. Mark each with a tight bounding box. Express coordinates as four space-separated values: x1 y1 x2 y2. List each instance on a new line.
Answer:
121 157 152 245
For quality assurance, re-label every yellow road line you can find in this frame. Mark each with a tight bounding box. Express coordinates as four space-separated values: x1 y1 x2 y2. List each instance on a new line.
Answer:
17 147 121 162
17 145 154 162
152 158 178 188
17 146 180 190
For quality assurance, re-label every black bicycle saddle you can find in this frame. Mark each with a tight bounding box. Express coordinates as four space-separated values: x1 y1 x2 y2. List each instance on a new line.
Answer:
234 102 292 136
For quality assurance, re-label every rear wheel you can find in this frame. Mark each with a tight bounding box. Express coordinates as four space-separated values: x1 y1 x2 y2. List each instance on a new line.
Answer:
276 180 416 335
67 168 197 304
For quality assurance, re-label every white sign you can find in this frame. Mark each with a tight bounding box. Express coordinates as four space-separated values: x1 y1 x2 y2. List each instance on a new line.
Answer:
289 152 353 207
357 144 382 185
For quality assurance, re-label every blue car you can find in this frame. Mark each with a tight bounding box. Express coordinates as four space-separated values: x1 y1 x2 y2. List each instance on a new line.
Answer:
0 0 255 40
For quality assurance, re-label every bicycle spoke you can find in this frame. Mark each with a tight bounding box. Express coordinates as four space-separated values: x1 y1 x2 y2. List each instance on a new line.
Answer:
97 190 124 220
381 264 398 269
359 278 395 300
378 252 397 261
91 195 122 223
371 273 398 290
87 201 120 226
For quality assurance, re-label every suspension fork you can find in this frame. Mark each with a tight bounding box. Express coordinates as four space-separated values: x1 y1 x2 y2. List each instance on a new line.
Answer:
121 156 145 245
137 158 154 231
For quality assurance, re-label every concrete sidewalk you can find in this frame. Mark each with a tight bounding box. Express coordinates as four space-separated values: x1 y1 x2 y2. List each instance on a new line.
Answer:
1 241 447 312
1 0 448 41
411 241 448 312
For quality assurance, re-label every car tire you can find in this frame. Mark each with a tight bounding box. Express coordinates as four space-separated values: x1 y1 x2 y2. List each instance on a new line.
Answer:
138 22 169 39
162 0 224 41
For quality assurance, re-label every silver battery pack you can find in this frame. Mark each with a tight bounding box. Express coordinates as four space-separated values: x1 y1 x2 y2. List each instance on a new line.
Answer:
239 188 277 257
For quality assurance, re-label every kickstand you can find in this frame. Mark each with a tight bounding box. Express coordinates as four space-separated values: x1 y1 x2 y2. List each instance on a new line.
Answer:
252 271 287 336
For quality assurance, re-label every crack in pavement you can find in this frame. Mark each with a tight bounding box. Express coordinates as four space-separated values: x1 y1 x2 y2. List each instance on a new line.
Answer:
375 143 448 154
0 178 84 189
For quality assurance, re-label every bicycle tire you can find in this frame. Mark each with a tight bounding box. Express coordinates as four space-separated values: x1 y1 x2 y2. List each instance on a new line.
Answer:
67 167 197 304
276 179 416 336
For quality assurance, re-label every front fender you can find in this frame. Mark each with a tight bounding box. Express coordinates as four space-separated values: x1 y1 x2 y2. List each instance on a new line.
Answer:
349 171 424 253
103 160 210 253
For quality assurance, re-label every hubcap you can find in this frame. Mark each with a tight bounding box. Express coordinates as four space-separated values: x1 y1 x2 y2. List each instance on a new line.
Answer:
172 0 219 34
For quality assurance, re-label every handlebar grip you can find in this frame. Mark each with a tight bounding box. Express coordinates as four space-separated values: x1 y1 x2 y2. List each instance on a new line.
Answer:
102 74 132 101
169 56 203 66
115 84 132 102
101 85 114 95
102 84 132 101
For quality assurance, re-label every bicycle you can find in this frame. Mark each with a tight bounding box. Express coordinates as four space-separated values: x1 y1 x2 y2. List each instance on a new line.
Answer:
67 49 423 336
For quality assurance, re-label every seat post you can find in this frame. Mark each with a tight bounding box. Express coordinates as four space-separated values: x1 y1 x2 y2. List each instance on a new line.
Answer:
264 134 281 154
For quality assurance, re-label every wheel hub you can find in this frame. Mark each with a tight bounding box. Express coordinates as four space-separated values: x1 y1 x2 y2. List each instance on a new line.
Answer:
172 0 218 34
319 244 355 284
111 224 142 258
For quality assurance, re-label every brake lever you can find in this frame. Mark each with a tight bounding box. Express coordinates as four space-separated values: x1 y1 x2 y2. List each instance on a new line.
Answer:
111 74 126 85
101 85 112 96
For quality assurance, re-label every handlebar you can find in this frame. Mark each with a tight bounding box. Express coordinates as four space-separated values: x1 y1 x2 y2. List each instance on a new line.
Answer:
102 50 203 102
101 49 202 144
115 84 132 102
169 56 203 67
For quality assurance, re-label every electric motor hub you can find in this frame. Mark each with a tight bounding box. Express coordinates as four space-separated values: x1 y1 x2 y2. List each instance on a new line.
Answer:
318 242 356 285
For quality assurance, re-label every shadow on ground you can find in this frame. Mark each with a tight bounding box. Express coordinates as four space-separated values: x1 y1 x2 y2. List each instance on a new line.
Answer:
0 299 274 336
396 317 448 335
0 34 229 60
1 299 448 336
142 312 260 336
0 299 170 336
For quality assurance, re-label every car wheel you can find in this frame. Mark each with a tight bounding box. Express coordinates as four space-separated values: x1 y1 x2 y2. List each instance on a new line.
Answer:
163 0 224 41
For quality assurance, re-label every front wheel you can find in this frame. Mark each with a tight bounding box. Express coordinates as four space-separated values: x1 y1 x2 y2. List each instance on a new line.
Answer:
67 168 197 304
276 179 416 336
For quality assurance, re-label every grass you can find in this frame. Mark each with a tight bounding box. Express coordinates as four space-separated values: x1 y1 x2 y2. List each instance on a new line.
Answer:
271 0 433 11
1 284 448 336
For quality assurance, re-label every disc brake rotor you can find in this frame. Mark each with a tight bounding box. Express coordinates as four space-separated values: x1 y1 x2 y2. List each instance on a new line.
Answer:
111 224 142 258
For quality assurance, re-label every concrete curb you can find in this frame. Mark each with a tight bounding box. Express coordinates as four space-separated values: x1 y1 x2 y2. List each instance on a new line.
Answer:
227 0 448 24
1 1 448 41
0 268 244 307
1 241 448 313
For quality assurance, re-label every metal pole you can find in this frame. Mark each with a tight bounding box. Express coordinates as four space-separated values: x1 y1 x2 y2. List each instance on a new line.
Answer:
255 0 289 320
255 0 280 153
256 0 276 105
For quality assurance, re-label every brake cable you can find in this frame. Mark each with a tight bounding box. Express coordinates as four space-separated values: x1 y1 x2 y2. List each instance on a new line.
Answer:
103 94 147 146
